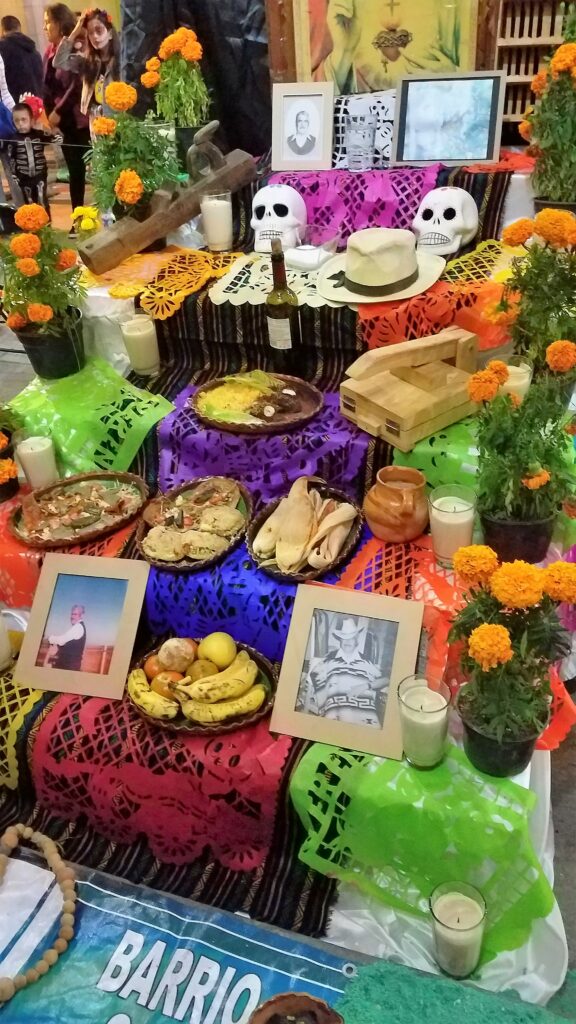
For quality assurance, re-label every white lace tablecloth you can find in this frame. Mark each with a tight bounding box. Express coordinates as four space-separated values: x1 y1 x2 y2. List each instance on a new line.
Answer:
207 254 342 308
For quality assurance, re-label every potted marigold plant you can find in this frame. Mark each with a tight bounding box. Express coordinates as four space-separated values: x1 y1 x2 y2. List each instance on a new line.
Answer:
141 27 210 169
519 5 576 209
90 81 180 232
499 210 576 373
468 355 576 562
1 204 84 380
449 545 576 775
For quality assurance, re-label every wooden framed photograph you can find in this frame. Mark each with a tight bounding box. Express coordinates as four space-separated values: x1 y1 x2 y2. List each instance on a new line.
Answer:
272 82 335 171
15 554 149 699
391 71 506 165
270 585 423 759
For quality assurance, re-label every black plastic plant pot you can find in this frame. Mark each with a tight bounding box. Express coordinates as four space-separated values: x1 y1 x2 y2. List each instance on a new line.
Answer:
457 691 541 777
17 313 85 380
0 476 19 503
533 198 576 215
480 513 555 564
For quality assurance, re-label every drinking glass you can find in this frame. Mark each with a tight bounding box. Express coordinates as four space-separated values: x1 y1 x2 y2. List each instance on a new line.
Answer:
345 114 376 172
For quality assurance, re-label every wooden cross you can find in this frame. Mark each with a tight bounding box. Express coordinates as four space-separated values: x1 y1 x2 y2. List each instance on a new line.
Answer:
386 0 400 13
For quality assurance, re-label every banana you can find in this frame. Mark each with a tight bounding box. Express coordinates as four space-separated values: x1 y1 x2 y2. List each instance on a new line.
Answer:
127 668 179 720
182 659 259 703
176 650 251 698
181 682 267 723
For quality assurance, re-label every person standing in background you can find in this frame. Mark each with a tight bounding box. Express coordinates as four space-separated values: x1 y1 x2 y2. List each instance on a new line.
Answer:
43 3 90 215
0 16 43 105
53 7 120 119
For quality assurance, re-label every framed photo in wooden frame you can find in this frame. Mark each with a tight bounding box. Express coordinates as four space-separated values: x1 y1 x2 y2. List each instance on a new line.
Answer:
270 584 423 759
272 81 335 171
391 71 506 165
15 554 149 699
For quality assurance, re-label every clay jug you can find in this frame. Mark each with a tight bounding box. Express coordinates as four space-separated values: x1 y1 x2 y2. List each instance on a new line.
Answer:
363 466 429 542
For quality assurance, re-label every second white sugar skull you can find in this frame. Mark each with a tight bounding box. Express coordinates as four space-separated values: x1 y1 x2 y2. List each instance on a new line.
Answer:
251 184 307 253
412 187 479 256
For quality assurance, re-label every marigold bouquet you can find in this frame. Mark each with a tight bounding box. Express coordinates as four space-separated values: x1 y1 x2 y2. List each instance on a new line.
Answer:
0 205 83 336
520 5 576 202
467 357 575 522
142 27 210 127
90 82 180 214
498 209 576 372
449 545 575 740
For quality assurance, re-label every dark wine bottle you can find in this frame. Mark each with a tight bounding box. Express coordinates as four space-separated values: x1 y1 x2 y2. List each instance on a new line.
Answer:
265 238 300 374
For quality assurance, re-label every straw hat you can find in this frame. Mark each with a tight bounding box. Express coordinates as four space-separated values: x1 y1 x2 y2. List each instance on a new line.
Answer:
317 227 445 304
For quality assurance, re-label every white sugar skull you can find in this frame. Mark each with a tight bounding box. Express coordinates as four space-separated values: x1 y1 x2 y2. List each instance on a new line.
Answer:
251 184 307 253
412 187 479 256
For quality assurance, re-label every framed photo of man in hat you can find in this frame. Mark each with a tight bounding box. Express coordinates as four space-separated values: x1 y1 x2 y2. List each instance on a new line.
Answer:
271 585 423 759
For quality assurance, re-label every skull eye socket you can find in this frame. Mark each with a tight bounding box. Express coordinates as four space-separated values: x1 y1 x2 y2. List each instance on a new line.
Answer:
421 208 434 221
273 203 289 217
254 205 266 220
444 207 457 221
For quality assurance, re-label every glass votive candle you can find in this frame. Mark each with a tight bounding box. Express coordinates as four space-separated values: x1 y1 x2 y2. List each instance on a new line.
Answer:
200 189 233 252
430 881 486 978
120 314 160 376
398 675 451 769
16 436 59 490
429 484 476 568
500 356 533 402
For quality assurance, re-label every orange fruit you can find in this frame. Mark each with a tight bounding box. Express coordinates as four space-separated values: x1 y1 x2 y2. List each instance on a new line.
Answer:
143 654 162 680
151 671 183 701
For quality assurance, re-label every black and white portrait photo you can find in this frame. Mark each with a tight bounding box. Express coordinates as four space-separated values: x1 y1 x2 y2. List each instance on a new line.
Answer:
296 611 399 729
283 98 321 161
273 83 334 171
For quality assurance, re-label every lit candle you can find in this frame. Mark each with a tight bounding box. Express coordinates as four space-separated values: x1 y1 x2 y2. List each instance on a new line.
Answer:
200 190 233 252
500 361 532 402
120 315 160 376
16 436 59 490
429 485 475 567
398 676 450 768
430 882 486 978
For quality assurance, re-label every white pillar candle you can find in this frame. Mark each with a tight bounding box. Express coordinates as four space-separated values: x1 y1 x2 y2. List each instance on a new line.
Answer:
120 316 160 376
398 677 450 768
16 436 59 490
429 487 475 567
200 191 233 252
430 885 486 978
500 362 532 401
0 616 12 672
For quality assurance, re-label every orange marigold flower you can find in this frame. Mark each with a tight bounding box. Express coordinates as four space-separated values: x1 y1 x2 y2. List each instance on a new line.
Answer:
181 40 203 62
518 120 532 141
0 458 18 484
92 116 116 136
565 417 576 436
550 42 576 77
501 218 534 247
453 545 499 587
509 392 522 408
490 560 543 608
531 68 548 96
563 497 576 520
468 623 513 672
543 561 576 604
522 468 551 490
27 302 53 324
467 369 500 403
141 70 160 88
534 208 576 248
105 81 137 112
546 340 576 373
14 203 49 232
56 248 77 271
114 168 144 205
6 312 27 330
9 233 41 258
158 34 178 59
486 359 509 385
0 431 8 451
16 257 40 277
146 56 161 72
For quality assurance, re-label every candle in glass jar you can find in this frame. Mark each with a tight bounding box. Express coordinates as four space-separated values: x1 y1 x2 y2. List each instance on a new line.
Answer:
16 436 59 490
200 191 233 252
121 316 160 376
398 676 450 768
429 485 475 567
500 362 532 401
430 883 486 978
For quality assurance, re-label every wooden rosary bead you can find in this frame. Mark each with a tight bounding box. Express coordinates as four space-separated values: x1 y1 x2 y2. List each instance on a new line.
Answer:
25 969 39 985
13 975 27 991
57 867 75 884
22 826 33 840
59 925 74 941
43 950 59 967
54 938 68 953
34 961 49 977
62 900 76 914
60 912 75 928
0 979 16 1002
2 833 18 851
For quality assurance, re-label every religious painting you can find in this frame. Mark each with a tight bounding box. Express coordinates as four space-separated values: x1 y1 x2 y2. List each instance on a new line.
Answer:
272 82 335 171
271 584 423 758
293 0 479 95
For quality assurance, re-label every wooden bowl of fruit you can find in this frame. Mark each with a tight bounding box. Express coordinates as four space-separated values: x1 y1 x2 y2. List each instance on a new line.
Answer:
126 631 277 734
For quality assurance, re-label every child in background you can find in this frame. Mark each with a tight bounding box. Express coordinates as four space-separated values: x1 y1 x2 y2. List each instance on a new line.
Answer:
3 101 58 213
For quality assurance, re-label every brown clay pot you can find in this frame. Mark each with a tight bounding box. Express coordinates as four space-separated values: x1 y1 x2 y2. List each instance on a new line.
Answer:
248 993 343 1024
363 466 429 542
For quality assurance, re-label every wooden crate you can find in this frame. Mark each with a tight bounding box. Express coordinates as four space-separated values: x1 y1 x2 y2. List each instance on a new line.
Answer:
497 0 565 122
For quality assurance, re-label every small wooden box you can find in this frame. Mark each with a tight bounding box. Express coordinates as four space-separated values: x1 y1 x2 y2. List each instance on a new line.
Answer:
340 327 478 452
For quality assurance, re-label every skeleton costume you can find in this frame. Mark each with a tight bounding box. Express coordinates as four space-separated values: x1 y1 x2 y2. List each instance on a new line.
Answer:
5 128 53 212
